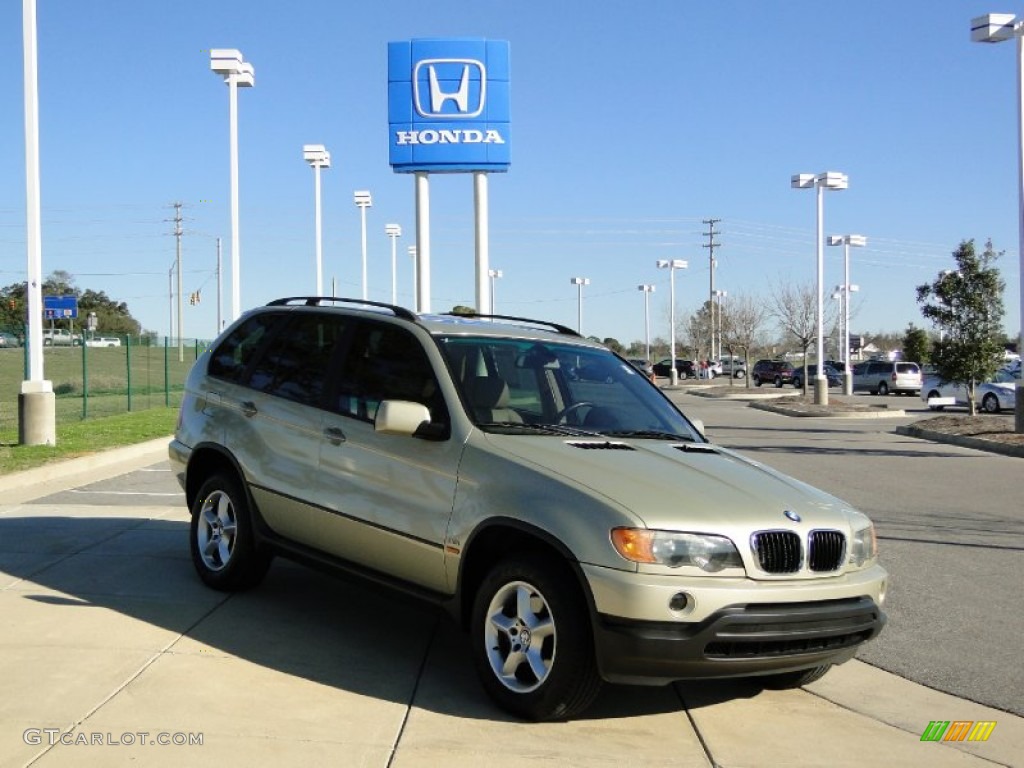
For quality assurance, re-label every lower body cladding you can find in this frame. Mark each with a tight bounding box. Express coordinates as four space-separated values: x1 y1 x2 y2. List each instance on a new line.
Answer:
581 563 887 685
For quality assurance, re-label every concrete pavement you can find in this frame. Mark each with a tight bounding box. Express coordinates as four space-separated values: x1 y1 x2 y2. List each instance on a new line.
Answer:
1 441 1021 767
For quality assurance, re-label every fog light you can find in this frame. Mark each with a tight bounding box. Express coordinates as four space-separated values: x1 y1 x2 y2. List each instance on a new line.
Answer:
668 592 690 612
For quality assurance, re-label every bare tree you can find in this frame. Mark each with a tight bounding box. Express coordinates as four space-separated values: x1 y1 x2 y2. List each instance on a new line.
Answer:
768 279 836 395
721 293 767 387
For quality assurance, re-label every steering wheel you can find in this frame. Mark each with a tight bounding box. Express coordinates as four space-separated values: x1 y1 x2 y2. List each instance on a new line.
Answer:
555 402 595 424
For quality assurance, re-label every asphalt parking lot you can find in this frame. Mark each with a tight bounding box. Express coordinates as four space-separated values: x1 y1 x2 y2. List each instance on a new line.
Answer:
1 420 1022 767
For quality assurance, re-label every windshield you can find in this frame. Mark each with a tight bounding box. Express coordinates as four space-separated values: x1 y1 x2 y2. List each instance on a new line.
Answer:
436 336 702 440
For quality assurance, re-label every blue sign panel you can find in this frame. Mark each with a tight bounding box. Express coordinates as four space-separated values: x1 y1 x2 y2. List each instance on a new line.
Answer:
388 38 510 173
43 295 78 320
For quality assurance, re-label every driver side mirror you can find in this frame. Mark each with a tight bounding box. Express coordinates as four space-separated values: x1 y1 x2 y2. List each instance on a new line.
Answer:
690 419 705 437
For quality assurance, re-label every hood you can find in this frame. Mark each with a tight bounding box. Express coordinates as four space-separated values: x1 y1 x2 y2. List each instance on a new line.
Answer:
480 433 853 531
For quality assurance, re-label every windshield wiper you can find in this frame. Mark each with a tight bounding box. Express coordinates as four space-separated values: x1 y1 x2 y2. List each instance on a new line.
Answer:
476 422 604 437
602 429 697 441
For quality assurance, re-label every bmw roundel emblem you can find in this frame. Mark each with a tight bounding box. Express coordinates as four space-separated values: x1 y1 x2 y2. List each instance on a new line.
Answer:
784 510 801 523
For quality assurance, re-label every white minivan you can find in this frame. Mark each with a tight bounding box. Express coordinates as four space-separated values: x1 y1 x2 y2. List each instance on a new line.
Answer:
852 360 922 396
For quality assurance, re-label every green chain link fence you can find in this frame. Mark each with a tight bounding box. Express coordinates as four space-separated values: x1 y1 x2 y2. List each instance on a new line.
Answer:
0 333 211 437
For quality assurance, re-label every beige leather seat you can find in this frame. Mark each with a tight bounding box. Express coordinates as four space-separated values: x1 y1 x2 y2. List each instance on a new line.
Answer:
466 376 522 423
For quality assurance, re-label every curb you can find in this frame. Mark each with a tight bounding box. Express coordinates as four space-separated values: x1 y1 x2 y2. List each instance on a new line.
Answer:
749 402 907 419
0 435 172 503
895 425 1024 458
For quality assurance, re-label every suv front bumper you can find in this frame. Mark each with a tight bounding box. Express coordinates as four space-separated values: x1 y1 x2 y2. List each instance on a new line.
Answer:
582 562 887 685
593 596 885 685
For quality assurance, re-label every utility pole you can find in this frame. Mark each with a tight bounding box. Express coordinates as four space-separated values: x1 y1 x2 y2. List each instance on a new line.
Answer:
174 202 184 362
702 218 721 361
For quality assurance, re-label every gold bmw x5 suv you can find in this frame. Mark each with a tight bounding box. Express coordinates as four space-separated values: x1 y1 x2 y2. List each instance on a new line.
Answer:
170 297 887 721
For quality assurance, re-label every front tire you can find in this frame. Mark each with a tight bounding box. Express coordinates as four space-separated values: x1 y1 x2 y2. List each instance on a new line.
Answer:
471 554 601 721
927 390 944 411
774 376 783 388
754 376 762 387
982 393 1000 414
190 473 270 591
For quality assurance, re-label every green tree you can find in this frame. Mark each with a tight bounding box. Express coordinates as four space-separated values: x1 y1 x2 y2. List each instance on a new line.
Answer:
902 324 930 365
602 337 624 354
450 305 476 316
916 239 1006 415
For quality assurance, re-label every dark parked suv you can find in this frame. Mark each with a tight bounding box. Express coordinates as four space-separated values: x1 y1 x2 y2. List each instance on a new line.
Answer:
752 359 797 388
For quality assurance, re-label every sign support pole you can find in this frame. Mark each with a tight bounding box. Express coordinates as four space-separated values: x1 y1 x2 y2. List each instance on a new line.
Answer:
474 171 490 314
415 172 431 313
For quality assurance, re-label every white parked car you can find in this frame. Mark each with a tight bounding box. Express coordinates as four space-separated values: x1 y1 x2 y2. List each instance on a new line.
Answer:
85 337 122 348
921 370 1017 413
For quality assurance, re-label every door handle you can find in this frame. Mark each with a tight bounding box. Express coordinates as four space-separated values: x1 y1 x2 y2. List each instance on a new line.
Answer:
323 426 346 445
240 400 257 418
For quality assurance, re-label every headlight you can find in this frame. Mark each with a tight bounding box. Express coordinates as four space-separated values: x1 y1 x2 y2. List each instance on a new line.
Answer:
611 528 743 572
849 523 877 567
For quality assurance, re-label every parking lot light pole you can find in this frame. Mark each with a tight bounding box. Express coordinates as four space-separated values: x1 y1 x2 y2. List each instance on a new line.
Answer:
385 224 401 306
972 13 1024 432
713 289 728 362
827 234 866 395
570 277 590 335
303 145 331 295
657 259 688 385
210 49 254 322
792 172 848 405
408 246 418 312
638 284 655 361
488 269 503 313
353 191 372 301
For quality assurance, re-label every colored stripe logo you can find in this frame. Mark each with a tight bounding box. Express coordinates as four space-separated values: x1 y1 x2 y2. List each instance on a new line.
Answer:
920 721 997 742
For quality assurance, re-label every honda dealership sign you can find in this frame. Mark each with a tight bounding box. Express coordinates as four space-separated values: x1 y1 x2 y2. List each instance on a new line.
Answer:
388 38 510 173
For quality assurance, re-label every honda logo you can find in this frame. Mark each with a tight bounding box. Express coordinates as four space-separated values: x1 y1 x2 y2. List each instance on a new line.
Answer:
413 58 486 118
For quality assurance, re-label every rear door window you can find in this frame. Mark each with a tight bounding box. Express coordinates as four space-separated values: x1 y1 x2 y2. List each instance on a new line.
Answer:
207 313 283 383
241 312 348 407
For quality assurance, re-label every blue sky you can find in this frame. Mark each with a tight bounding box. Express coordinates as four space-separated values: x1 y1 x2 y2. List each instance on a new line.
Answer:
1 0 1022 349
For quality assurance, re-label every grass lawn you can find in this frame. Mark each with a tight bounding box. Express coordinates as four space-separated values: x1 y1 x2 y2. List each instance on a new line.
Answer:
0 407 177 475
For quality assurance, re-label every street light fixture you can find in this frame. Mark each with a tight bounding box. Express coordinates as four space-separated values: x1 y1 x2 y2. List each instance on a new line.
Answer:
638 284 655 361
488 269 503 313
303 144 330 295
210 48 254 322
792 171 848 405
827 234 866 395
657 259 688 385
971 12 1024 432
570 277 590 334
353 190 372 300
407 245 418 312
385 224 401 305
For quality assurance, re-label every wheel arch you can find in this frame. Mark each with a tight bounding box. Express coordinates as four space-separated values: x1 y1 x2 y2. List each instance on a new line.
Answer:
455 517 595 632
184 443 248 510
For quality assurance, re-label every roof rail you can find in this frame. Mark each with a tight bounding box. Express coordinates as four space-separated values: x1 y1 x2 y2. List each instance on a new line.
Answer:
440 311 581 338
265 296 417 322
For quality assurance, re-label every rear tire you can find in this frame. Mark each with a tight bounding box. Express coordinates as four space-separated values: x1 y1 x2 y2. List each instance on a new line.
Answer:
927 390 944 411
877 381 889 396
754 376 762 387
190 473 271 591
471 553 601 721
774 376 783 388
982 393 1000 414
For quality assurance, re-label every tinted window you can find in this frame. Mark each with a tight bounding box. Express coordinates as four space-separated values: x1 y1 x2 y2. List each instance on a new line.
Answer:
334 322 446 424
241 313 347 407
208 313 281 383
895 363 919 374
